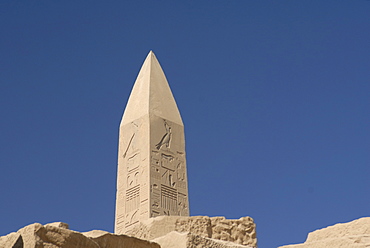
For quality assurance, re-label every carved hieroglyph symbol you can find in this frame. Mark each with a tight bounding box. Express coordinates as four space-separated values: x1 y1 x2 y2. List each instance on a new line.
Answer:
155 121 171 150
123 121 138 159
127 153 140 172
123 133 135 159
161 154 175 170
162 170 176 187
177 192 188 215
177 161 185 181
127 172 139 187
161 184 177 213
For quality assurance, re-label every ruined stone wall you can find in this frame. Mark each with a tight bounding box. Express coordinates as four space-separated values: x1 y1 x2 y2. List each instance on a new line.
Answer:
0 222 160 248
126 215 257 248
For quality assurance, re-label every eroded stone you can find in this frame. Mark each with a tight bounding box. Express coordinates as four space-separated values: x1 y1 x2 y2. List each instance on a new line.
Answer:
125 215 257 248
0 222 160 248
153 231 253 248
279 217 370 248
0 232 23 248
83 230 160 248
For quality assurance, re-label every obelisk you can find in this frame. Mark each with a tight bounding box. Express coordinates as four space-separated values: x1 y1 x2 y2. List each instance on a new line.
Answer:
115 51 190 234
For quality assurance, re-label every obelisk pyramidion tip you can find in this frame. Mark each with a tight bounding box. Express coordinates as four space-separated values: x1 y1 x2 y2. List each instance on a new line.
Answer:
121 51 183 126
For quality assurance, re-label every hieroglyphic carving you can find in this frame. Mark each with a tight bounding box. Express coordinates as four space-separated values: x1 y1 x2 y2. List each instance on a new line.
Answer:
127 171 139 188
123 133 135 159
119 121 143 229
161 184 178 213
115 213 125 234
150 151 161 181
125 209 139 228
177 192 188 215
161 169 176 188
125 183 140 228
151 156 160 167
123 121 139 159
177 161 185 180
155 121 172 150
176 160 187 189
126 185 140 213
149 118 189 217
116 52 189 234
125 150 141 228
127 152 140 172
118 117 189 231
140 199 149 217
151 183 161 217
118 122 143 229
161 153 175 171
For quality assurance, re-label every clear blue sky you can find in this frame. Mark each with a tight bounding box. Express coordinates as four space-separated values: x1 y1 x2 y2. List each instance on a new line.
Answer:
1 1 369 247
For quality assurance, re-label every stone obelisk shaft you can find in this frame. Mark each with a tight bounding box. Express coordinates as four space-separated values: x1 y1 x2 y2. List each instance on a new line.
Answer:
115 51 189 234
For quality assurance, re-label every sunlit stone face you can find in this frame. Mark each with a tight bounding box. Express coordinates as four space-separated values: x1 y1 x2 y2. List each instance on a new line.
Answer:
115 52 189 234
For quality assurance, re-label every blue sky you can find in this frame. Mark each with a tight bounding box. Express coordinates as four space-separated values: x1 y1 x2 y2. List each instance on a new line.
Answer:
1 1 369 247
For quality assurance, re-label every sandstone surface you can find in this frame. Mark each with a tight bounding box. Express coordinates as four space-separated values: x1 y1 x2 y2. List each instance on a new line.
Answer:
125 215 257 248
279 217 370 248
115 51 189 234
153 231 251 248
0 216 256 248
0 222 159 248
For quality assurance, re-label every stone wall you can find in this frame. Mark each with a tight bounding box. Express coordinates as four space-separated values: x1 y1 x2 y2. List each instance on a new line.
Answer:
279 217 370 248
0 216 257 248
126 215 257 248
0 222 160 248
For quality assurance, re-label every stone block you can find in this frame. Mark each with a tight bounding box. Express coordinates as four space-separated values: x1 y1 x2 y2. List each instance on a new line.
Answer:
84 230 160 248
125 215 257 248
0 232 23 248
0 222 161 248
279 217 370 248
152 231 253 248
